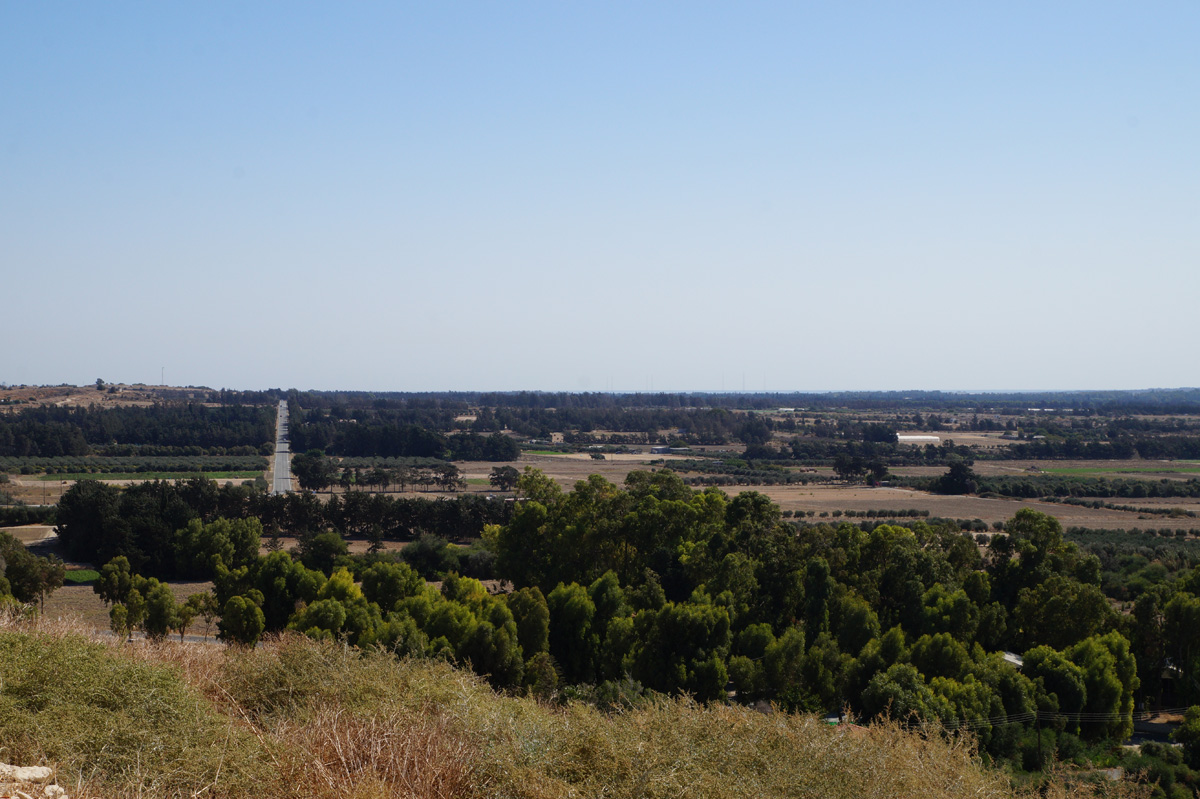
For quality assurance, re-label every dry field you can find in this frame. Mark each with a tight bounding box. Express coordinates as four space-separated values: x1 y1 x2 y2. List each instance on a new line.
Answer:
3 475 261 506
893 430 1014 450
3 476 72 504
513 452 687 489
403 455 1200 531
502 455 1190 530
744 485 1189 529
972 458 1200 480
41 581 218 638
0 382 200 410
5 524 56 544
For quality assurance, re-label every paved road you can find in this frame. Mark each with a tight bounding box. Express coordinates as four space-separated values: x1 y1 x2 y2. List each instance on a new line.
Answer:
271 400 292 495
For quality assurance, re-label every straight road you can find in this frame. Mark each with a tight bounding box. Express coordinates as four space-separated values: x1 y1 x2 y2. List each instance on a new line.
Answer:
271 400 292 495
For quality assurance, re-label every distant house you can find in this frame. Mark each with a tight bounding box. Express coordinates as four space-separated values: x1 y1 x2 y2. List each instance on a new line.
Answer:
897 434 940 444
650 446 671 455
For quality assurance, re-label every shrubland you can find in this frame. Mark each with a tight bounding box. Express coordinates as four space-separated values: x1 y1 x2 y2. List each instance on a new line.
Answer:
0 616 1147 799
12 463 1200 795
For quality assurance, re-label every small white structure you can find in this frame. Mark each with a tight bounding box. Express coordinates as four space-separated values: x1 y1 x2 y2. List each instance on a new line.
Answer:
897 434 941 443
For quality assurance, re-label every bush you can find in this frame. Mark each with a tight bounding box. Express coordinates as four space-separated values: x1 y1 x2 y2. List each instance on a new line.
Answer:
0 628 268 796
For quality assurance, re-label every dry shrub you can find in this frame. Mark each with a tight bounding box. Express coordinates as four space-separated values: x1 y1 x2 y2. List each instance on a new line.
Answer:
217 634 496 723
476 700 1017 799
271 706 479 799
0 606 107 642
0 625 270 798
1031 764 1152 799
0 622 1152 799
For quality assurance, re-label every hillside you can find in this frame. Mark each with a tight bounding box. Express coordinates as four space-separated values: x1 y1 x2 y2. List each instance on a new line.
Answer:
0 616 1131 799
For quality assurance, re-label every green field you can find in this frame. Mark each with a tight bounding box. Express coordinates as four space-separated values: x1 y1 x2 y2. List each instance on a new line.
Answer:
62 569 100 585
36 471 263 482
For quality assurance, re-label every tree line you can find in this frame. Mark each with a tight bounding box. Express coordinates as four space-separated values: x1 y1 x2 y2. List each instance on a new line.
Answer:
73 469 1193 777
37 467 1200 781
280 387 1200 414
900 471 1200 500
0 404 276 457
289 418 520 461
54 477 513 577
0 455 267 476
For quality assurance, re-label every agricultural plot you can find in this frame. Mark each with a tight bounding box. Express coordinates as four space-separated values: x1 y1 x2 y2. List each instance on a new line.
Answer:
41 581 217 638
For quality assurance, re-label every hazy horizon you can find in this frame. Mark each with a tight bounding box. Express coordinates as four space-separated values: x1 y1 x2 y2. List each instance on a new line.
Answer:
4 3 1196 393
7 380 1199 398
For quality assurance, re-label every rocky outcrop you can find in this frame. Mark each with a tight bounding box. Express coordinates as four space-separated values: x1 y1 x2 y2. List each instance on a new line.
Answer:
0 762 67 799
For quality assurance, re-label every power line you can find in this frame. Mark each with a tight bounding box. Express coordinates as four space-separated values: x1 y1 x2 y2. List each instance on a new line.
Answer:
928 707 1189 733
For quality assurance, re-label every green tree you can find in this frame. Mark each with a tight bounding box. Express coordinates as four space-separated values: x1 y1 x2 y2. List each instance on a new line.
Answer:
173 597 196 641
630 599 731 700
861 663 955 724
298 530 349 575
219 595 266 646
1172 706 1200 769
1066 632 1139 741
1164 592 1200 705
489 465 521 492
141 578 179 641
506 586 550 656
803 557 834 646
920 585 979 641
0 531 63 606
290 567 381 645
187 591 219 639
109 603 131 640
1023 645 1088 735
932 460 977 495
174 517 261 576
525 651 559 702
910 632 972 681
119 587 147 635
360 560 424 613
1011 575 1115 651
292 450 335 493
832 592 880 657
547 582 597 684
94 555 133 606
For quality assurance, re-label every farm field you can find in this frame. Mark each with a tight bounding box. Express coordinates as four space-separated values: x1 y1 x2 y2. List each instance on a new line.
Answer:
0 382 218 409
5 524 56 545
33 470 263 481
334 453 1200 532
965 459 1200 479
744 485 1197 529
10 450 1198 535
3 474 261 505
41 581 218 638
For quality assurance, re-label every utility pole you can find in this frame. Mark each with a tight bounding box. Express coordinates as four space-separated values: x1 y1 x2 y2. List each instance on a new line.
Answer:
1036 711 1043 767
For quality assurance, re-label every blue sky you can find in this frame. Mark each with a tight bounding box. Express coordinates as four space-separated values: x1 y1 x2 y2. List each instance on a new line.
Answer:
3 3 1197 392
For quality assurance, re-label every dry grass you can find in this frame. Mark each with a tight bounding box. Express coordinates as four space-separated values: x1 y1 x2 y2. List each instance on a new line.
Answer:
0 617 1150 799
272 708 478 799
